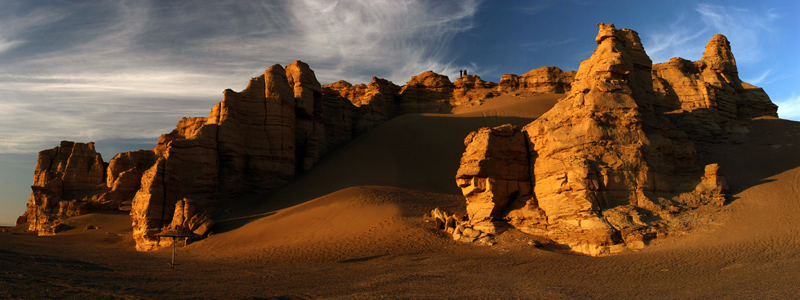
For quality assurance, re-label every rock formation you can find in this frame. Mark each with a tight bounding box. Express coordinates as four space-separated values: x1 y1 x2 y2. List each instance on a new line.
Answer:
430 207 495 245
398 71 456 114
498 66 576 94
18 23 776 256
651 34 778 140
452 75 500 107
21 141 109 235
322 77 401 136
125 61 516 250
455 124 542 234
454 24 762 256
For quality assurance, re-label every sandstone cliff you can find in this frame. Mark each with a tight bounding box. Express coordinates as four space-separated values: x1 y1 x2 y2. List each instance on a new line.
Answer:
21 141 109 235
498 66 576 94
19 24 777 256
456 24 742 256
651 34 778 140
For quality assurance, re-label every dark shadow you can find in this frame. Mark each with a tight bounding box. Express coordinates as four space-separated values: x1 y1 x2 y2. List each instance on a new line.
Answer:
211 211 276 233
207 113 539 235
338 254 386 263
696 118 800 200
0 248 114 272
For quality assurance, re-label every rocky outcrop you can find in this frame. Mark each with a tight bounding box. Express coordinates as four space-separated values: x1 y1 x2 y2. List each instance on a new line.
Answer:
167 199 214 236
106 150 157 201
131 61 448 250
322 77 400 136
430 208 495 245
651 34 778 140
19 24 777 256
455 124 542 234
452 75 500 108
21 141 109 234
398 71 456 114
498 66 576 93
456 24 746 256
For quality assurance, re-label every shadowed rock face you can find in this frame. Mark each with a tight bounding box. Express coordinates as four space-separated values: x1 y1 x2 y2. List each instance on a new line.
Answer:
456 24 745 256
126 61 524 250
322 77 401 137
652 34 778 140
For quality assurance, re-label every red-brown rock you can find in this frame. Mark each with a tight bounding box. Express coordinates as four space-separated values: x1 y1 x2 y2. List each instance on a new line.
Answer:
23 141 110 234
498 66 575 94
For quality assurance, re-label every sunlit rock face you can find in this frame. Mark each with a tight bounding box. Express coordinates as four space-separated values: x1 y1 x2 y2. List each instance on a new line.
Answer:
18 22 776 256
455 24 758 256
498 66 576 94
23 58 521 250
22 141 109 235
129 61 511 251
398 70 456 114
651 34 778 141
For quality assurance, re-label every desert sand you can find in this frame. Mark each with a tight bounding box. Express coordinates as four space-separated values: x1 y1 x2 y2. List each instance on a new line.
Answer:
2 91 799 299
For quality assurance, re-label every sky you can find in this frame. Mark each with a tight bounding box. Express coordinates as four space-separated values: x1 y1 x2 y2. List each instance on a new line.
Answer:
1 0 798 226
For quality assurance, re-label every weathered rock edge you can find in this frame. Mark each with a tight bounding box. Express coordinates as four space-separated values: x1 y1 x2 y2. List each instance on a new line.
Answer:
456 23 775 256
19 60 574 250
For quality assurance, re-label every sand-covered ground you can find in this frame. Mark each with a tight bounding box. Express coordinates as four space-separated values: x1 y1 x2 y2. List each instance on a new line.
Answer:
2 92 800 299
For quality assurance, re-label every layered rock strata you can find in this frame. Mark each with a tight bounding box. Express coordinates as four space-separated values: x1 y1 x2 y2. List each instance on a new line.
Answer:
19 23 777 256
39 60 523 250
21 141 109 235
398 71 456 113
651 34 778 140
322 77 400 136
455 24 758 256
498 66 576 93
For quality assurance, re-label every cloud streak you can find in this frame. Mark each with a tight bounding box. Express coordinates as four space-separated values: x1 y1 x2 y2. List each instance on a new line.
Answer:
776 93 800 120
0 0 482 154
643 3 779 64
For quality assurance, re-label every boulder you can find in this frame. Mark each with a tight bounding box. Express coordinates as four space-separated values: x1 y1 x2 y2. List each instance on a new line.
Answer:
455 124 542 233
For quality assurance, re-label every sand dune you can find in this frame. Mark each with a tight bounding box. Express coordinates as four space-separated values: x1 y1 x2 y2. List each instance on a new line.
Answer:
190 93 560 260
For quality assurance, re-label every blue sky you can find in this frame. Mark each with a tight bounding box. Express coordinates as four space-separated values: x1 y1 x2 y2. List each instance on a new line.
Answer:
0 0 797 225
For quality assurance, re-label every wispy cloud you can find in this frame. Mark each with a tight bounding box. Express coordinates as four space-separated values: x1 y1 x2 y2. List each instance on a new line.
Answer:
643 3 779 64
0 0 482 154
776 93 800 120
643 13 709 63
695 3 779 63
743 69 773 85
518 3 550 15
522 38 576 53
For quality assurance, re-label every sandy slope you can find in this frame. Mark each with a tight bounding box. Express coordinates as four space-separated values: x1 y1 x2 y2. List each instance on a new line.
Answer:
188 92 558 261
2 93 800 299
